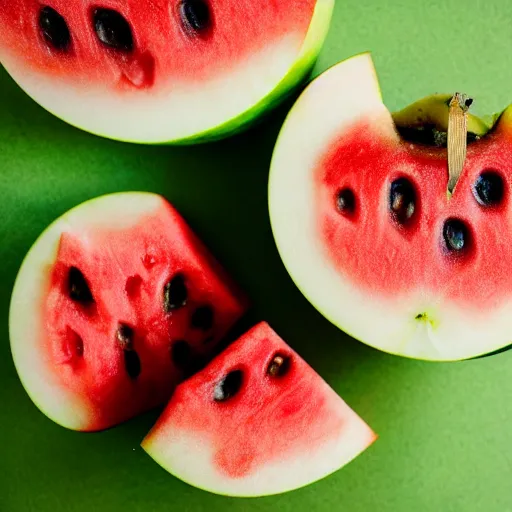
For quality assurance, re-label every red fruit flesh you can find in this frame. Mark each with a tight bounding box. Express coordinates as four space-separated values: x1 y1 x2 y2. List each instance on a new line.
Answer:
43 199 247 430
146 322 366 478
0 0 316 91
316 114 512 310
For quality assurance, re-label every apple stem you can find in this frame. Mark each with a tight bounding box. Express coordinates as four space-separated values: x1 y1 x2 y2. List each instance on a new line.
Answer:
447 93 472 195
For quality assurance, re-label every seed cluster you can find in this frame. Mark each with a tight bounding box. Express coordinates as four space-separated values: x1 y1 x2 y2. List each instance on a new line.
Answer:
38 1 212 53
163 274 216 333
212 354 291 402
162 273 218 377
64 267 218 381
335 170 505 254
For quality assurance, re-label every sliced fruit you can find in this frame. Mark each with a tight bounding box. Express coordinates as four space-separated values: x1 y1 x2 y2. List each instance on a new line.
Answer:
0 0 333 144
9 192 248 431
142 321 376 497
269 52 512 361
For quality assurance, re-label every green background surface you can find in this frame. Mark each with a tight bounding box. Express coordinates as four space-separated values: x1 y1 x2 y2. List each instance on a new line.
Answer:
1 1 512 510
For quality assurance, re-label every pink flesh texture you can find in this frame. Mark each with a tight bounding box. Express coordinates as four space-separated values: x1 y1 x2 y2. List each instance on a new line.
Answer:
144 322 368 479
43 199 247 431
316 113 512 310
0 0 316 91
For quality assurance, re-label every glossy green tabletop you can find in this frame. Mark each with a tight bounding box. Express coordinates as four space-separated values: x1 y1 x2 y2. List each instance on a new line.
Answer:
2 1 512 510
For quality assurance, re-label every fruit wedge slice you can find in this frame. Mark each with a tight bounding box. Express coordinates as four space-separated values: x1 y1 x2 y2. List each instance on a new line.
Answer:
0 0 333 144
142 321 376 497
269 52 512 361
9 192 247 431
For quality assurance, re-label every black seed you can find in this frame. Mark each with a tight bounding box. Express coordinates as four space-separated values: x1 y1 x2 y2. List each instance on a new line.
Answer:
116 324 134 350
390 177 416 224
213 370 243 402
473 171 504 206
443 219 469 252
124 350 141 380
335 188 356 215
39 6 71 51
68 267 94 304
163 274 188 312
93 9 134 51
179 0 211 34
267 354 290 378
171 340 192 369
191 305 214 331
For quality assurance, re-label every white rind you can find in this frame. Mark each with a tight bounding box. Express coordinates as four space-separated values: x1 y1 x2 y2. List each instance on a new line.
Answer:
1 37 298 143
0 0 333 144
142 396 375 497
269 53 512 361
9 192 164 429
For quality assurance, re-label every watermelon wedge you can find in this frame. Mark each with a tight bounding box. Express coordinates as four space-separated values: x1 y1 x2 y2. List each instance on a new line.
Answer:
9 192 248 431
269 52 512 361
142 322 376 497
0 0 333 144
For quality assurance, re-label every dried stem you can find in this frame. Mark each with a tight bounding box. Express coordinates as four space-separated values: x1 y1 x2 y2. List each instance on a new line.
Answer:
447 93 472 195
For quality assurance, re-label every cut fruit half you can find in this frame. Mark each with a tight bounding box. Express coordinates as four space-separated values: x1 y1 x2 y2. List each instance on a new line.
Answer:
0 0 333 144
9 192 248 431
269 52 512 361
142 322 376 497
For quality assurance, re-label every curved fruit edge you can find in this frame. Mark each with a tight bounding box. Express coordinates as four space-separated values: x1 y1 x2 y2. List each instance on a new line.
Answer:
268 52 397 359
141 320 376 497
268 52 512 362
172 0 335 145
0 0 333 145
141 417 375 497
9 192 165 430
